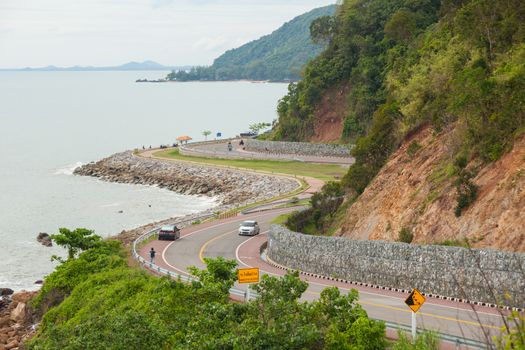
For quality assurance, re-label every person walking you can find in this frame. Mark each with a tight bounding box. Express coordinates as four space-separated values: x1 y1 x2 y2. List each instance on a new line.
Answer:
150 247 156 264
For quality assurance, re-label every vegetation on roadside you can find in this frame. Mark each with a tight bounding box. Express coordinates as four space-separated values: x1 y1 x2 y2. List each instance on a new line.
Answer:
286 181 345 235
392 331 439 350
29 237 389 349
273 0 525 220
154 148 347 181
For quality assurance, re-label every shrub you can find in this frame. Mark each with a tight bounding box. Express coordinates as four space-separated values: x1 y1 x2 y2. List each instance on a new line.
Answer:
453 156 478 217
398 227 414 243
407 141 422 157
436 239 469 248
392 330 439 350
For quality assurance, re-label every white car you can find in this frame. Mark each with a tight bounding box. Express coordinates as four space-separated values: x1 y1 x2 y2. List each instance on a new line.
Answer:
238 220 260 236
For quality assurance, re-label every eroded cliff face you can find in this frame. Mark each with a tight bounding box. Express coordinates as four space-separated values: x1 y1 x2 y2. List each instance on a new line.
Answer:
338 127 525 252
309 85 349 143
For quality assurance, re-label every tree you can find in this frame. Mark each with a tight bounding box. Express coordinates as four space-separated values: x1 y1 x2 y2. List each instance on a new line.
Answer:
51 228 102 261
310 15 335 44
249 122 271 135
188 257 238 299
202 130 212 141
384 9 417 44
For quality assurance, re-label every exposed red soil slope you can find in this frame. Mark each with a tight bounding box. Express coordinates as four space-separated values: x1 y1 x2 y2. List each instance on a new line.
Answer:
338 126 525 252
310 84 350 143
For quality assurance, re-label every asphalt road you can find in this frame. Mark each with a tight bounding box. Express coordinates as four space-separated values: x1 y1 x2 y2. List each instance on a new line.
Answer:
141 208 506 346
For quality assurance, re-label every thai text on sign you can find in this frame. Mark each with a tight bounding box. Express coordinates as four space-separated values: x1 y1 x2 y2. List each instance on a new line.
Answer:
238 268 259 284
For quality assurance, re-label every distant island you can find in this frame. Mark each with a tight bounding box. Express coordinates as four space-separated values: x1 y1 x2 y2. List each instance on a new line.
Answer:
0 60 190 72
165 5 336 82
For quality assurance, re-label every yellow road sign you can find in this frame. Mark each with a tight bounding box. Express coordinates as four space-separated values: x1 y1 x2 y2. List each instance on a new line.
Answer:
238 268 259 284
405 288 426 313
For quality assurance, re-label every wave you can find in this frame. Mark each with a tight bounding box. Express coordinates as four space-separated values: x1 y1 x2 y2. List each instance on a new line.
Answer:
54 162 83 175
100 202 121 208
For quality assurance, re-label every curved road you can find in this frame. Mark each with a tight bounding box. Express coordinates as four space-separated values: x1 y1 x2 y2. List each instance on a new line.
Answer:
137 144 505 347
140 211 505 346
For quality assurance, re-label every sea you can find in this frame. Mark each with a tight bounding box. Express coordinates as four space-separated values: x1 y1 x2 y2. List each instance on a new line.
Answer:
0 71 288 290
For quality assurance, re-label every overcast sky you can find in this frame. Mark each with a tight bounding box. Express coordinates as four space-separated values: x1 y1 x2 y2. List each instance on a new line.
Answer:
0 0 335 68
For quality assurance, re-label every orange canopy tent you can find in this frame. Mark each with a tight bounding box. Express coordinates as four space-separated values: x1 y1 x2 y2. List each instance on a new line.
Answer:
176 135 192 144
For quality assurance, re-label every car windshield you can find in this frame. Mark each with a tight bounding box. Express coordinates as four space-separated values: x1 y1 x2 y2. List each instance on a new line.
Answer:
160 226 176 232
241 221 256 227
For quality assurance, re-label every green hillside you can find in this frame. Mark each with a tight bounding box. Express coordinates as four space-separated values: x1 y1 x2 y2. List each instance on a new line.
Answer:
275 0 525 193
275 0 525 235
166 5 336 82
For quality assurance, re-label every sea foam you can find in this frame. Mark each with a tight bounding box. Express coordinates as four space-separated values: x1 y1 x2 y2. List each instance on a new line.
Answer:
54 162 83 175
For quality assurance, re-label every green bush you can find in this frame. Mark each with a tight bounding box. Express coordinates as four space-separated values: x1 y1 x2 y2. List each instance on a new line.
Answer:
453 156 478 217
29 244 387 349
436 239 469 248
392 330 439 350
398 228 414 243
286 181 344 234
407 141 422 157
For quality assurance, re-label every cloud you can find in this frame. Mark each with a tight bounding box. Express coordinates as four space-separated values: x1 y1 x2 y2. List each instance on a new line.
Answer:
0 0 336 68
193 36 229 51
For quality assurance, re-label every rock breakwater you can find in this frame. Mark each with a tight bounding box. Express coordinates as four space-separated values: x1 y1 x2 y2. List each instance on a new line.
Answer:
74 151 299 206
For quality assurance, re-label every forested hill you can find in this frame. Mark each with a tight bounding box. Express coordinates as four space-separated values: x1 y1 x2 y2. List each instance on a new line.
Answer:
276 0 525 251
166 5 336 82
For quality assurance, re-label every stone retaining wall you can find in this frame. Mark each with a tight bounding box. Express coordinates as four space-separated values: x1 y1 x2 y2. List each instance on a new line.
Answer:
267 225 525 307
246 139 352 157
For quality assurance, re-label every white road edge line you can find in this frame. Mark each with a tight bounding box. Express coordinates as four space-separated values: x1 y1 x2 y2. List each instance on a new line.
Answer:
161 209 294 276
233 231 501 319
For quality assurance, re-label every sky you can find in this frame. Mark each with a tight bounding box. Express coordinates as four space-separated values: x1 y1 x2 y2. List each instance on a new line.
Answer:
0 0 335 68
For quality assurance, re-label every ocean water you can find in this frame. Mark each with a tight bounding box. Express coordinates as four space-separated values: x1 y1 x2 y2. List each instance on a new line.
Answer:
0 71 287 290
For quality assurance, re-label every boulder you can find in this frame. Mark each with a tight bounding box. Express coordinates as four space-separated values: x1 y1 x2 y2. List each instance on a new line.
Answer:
36 233 52 247
9 303 26 323
34 280 43 285
4 339 18 350
0 289 13 297
0 316 10 328
11 291 36 304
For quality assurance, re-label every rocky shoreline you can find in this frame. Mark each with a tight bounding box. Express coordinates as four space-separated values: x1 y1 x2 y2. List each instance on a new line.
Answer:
0 290 38 350
74 151 298 207
74 150 301 246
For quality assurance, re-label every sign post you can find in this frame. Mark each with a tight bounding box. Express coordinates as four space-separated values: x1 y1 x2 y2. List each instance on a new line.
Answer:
238 267 259 301
405 288 426 342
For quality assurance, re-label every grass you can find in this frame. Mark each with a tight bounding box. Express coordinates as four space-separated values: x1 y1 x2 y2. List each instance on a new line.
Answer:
435 239 470 248
271 212 297 225
427 159 455 185
153 149 347 181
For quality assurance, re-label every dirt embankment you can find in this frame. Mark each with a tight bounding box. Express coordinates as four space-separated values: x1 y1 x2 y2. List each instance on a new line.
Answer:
310 84 350 143
338 126 525 252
